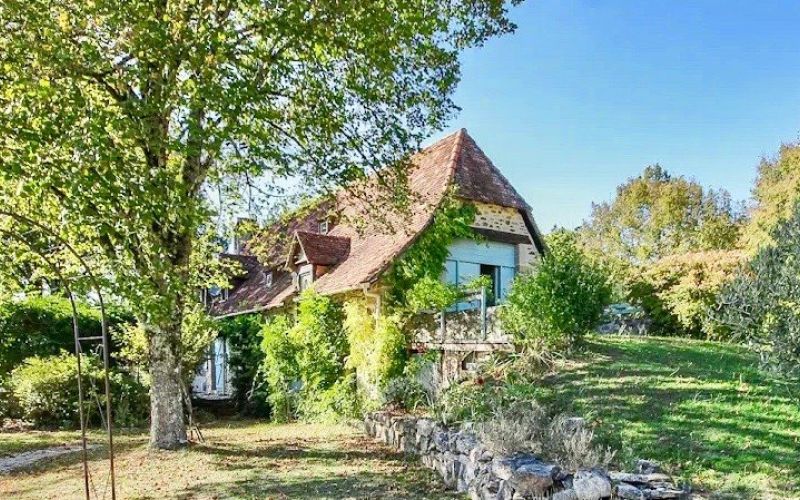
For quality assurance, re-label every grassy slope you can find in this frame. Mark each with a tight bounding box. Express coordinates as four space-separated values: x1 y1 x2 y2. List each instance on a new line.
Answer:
0 421 458 499
532 335 800 499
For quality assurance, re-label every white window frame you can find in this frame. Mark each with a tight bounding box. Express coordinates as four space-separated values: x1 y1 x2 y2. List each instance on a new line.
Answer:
298 271 312 292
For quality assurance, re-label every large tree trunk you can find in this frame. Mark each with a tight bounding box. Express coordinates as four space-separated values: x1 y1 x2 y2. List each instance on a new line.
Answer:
148 322 187 449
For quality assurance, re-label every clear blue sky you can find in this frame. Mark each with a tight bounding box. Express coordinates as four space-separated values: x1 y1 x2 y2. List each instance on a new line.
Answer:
441 0 800 231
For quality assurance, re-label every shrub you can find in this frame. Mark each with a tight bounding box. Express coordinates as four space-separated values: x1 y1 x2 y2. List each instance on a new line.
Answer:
9 351 148 428
433 379 507 425
477 400 548 455
716 203 800 385
217 314 268 416
546 415 615 471
344 300 406 397
260 290 355 422
381 376 429 411
628 250 743 339
501 231 611 348
297 374 361 422
0 378 21 421
0 295 130 378
260 315 298 422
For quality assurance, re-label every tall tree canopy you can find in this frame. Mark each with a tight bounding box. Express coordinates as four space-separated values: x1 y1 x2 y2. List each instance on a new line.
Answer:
0 0 520 449
741 143 800 252
579 165 743 268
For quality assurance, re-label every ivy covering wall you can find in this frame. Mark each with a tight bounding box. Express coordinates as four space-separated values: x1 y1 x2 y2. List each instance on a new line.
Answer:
217 314 269 416
260 290 358 422
252 195 479 421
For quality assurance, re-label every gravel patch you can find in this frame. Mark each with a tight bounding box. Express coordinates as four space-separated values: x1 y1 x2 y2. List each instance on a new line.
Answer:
0 444 98 474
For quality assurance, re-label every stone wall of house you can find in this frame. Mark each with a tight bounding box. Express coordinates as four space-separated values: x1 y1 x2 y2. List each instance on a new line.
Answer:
471 202 539 272
364 411 690 500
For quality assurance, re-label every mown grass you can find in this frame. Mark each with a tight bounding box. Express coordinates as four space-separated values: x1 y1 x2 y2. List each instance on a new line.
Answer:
0 420 458 499
531 335 800 499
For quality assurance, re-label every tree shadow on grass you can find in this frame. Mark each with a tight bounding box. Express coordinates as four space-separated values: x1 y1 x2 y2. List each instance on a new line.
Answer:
535 336 800 484
181 429 457 498
172 469 458 500
192 439 411 464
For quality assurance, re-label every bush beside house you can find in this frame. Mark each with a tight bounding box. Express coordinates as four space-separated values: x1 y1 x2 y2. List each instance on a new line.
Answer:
9 351 148 428
260 290 359 422
501 231 611 350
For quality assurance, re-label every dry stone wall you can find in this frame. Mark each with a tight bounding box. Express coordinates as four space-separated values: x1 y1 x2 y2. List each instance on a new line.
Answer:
364 411 691 500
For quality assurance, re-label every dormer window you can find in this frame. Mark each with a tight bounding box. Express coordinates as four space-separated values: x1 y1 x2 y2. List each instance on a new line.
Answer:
318 220 329 234
265 271 273 287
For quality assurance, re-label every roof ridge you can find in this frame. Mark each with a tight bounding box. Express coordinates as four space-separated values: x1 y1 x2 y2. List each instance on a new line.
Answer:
295 230 351 241
446 128 467 182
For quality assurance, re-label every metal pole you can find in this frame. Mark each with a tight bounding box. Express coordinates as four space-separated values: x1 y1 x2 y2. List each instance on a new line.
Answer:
97 294 116 500
67 291 91 500
481 286 487 340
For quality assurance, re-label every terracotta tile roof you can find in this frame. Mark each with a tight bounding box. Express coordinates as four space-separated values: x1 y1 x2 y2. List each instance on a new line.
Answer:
290 231 351 266
211 129 544 317
211 258 294 317
454 132 530 210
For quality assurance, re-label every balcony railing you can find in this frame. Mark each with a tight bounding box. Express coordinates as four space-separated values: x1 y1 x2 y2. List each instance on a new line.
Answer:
410 287 514 351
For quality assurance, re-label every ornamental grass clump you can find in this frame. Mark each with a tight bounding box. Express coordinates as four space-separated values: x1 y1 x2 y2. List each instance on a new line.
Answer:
478 401 615 471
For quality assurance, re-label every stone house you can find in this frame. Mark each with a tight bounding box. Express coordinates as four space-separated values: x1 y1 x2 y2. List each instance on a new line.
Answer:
194 129 546 399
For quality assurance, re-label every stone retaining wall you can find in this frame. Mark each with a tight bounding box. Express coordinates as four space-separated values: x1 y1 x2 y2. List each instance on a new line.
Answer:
364 411 691 499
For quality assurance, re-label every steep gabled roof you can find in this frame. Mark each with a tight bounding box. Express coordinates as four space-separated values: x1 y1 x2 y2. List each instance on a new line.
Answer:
454 132 530 211
288 231 351 267
211 129 544 317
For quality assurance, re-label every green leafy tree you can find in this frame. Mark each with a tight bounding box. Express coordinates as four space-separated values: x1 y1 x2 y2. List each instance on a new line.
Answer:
580 165 743 269
501 231 611 348
0 0 519 448
716 203 800 386
741 143 800 252
628 250 743 338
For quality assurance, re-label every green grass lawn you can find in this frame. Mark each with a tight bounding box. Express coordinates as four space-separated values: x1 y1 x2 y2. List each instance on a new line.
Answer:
0 421 458 499
532 335 800 499
2 336 797 499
